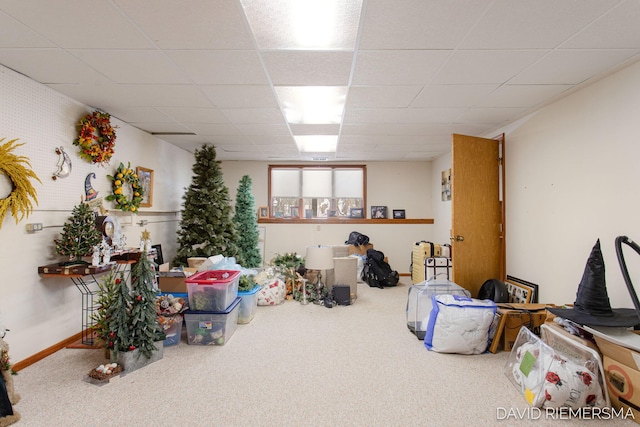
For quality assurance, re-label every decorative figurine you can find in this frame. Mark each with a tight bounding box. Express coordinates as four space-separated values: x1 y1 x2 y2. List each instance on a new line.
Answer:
92 246 100 267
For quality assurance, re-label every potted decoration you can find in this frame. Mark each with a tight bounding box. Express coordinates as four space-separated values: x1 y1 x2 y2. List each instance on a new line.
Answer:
54 202 102 264
106 250 165 372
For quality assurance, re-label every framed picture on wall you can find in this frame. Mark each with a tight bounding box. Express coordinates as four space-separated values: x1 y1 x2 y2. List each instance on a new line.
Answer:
136 167 154 208
371 206 387 219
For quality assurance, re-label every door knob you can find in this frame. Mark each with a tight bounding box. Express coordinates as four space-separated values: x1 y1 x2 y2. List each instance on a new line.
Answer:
450 235 464 242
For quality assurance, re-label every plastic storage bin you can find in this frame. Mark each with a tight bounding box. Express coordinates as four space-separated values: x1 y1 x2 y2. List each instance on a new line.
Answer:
161 314 183 346
406 275 470 339
185 270 240 312
184 297 240 345
237 285 260 324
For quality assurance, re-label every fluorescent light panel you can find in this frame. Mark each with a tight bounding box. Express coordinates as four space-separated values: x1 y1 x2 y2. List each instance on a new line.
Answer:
240 0 363 50
276 86 346 124
295 135 338 152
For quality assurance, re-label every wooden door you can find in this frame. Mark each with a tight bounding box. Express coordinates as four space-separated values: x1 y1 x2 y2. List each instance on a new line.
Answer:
451 133 504 297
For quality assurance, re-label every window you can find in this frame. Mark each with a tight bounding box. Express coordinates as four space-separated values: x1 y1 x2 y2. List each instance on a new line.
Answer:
269 165 365 219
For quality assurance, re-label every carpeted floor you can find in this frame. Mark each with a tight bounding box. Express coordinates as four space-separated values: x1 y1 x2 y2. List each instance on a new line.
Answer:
8 281 635 426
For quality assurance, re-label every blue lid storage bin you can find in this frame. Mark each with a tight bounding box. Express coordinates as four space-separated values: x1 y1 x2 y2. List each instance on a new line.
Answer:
184 297 240 345
237 285 260 324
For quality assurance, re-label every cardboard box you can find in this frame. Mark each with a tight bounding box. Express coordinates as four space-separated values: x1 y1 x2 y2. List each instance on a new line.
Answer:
609 393 640 424
603 355 640 410
497 304 549 351
157 263 197 293
326 256 358 303
594 332 640 370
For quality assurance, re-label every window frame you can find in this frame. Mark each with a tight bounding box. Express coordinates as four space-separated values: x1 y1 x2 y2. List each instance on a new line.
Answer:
267 164 367 221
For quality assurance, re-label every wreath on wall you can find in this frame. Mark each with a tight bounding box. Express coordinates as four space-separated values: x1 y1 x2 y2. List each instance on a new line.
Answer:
0 138 41 229
106 162 143 213
73 111 117 165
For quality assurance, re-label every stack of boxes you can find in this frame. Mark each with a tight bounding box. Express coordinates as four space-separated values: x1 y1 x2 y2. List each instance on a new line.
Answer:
183 270 241 345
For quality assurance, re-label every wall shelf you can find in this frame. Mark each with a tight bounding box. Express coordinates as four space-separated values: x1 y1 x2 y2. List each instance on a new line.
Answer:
258 218 433 225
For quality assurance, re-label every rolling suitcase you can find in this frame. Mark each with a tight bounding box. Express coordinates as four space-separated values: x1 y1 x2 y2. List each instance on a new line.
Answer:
411 241 451 283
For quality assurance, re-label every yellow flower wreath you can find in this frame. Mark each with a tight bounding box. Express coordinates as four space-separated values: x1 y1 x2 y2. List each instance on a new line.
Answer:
106 162 143 213
0 138 41 229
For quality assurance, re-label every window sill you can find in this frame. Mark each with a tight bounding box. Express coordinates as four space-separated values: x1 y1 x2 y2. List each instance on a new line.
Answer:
257 218 433 225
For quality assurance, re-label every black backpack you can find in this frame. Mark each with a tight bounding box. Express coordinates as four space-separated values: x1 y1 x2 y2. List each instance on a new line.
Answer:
362 248 399 288
345 231 369 246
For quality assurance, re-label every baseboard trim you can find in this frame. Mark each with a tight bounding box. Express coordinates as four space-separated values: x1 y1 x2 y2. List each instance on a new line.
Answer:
12 331 85 372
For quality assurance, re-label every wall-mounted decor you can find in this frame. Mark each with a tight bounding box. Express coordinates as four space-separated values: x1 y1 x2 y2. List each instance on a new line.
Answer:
441 168 451 201
52 146 72 180
84 172 99 201
371 206 387 219
136 167 154 208
0 138 41 229
393 209 406 219
106 162 143 213
73 110 117 165
258 206 269 218
350 208 364 218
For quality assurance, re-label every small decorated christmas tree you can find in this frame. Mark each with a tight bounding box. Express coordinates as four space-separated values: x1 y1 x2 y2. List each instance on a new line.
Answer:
91 269 121 351
233 175 261 268
173 145 239 266
54 201 102 262
127 250 164 359
107 270 133 360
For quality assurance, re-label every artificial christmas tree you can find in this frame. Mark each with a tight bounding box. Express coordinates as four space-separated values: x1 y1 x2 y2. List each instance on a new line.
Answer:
54 201 102 263
127 250 164 359
173 145 239 267
233 175 261 268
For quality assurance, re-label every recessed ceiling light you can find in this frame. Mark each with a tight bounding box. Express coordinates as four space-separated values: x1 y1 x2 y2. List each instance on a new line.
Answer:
295 135 338 152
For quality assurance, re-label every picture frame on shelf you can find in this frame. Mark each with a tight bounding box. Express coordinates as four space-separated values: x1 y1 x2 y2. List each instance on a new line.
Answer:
305 208 314 219
258 206 269 218
136 167 153 208
327 209 337 217
350 208 364 218
393 209 406 219
290 206 300 218
371 206 387 219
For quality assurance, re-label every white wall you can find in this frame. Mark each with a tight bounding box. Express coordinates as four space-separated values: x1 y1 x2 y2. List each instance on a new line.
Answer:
221 161 437 271
499 59 640 306
0 65 194 362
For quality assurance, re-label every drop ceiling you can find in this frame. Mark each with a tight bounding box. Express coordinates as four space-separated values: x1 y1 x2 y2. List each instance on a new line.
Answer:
1 0 639 161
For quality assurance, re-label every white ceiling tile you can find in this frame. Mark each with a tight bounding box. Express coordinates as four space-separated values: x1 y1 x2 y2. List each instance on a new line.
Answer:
202 135 252 145
457 107 528 125
184 123 241 136
432 50 546 85
477 85 572 108
115 0 254 49
459 0 619 49
222 108 286 124
69 50 189 84
249 135 297 145
1 0 152 48
104 107 173 123
202 85 279 108
411 85 499 108
510 50 640 85
129 122 194 134
0 10 55 47
167 50 269 84
262 51 354 85
346 86 422 108
359 0 492 49
156 107 230 124
344 108 465 124
0 49 107 84
352 50 451 85
561 0 640 49
237 124 291 136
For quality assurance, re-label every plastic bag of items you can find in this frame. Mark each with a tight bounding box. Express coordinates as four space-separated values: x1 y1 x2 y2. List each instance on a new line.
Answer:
254 268 287 306
424 294 496 354
505 325 608 409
